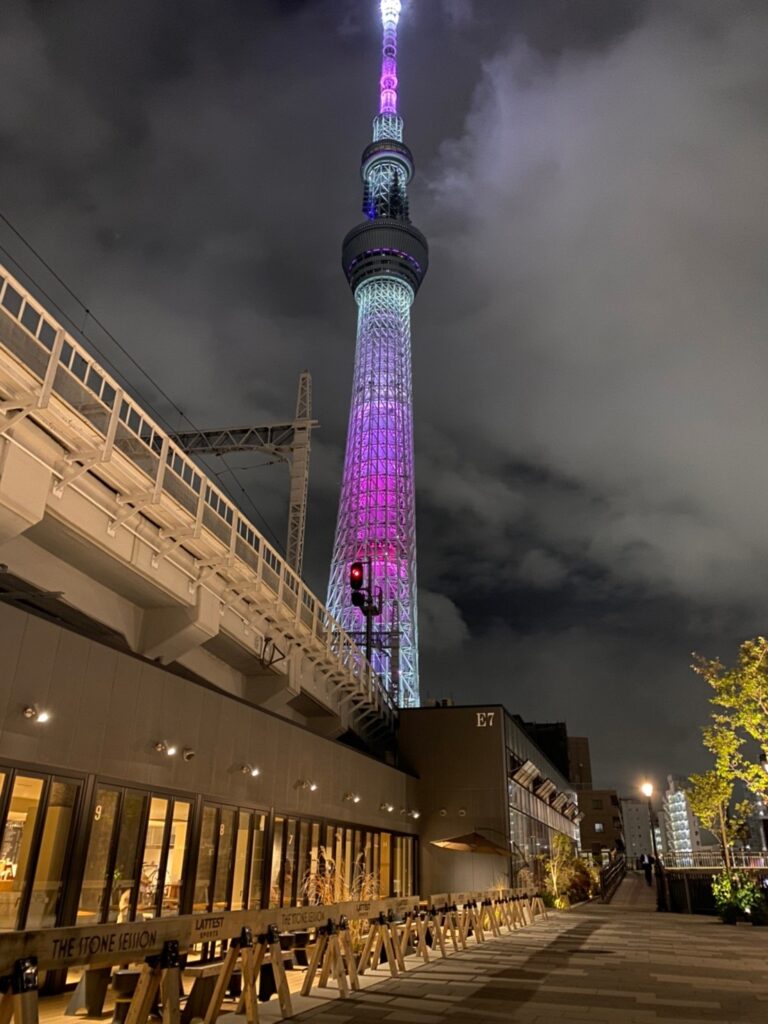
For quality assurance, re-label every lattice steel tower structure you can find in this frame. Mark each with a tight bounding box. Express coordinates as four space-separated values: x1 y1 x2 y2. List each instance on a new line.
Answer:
328 0 428 708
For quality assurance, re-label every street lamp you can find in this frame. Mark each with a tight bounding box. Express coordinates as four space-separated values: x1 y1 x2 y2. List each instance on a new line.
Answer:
641 782 659 861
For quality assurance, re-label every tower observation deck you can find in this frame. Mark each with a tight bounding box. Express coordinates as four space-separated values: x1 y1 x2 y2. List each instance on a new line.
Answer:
328 0 428 708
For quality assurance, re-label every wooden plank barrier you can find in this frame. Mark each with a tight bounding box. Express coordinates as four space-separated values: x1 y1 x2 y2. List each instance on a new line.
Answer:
0 888 553 1024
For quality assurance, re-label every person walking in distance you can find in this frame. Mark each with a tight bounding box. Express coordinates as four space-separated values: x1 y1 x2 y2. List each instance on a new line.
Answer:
640 853 654 886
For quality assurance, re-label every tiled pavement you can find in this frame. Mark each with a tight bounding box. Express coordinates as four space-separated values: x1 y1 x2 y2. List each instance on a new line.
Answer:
292 874 768 1023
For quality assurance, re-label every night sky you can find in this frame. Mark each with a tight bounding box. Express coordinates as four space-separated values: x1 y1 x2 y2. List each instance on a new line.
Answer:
1 0 767 794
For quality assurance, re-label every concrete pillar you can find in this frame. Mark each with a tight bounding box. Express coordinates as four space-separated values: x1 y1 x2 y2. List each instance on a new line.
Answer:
140 586 220 664
0 440 51 545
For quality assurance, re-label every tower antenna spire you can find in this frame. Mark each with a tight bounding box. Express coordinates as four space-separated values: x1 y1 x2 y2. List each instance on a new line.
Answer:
379 0 402 115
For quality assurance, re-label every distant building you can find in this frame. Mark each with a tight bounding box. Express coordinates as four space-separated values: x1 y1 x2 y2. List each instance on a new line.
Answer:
746 798 768 851
578 789 624 857
662 775 705 857
520 720 571 780
621 797 652 862
653 822 666 857
567 736 593 791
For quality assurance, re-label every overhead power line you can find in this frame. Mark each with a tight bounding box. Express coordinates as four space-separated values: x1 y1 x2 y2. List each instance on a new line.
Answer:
0 210 285 552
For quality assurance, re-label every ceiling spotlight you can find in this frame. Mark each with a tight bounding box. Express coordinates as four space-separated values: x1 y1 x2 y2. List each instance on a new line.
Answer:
296 779 318 792
344 792 361 803
410 810 421 820
241 764 260 777
23 705 50 723
154 742 177 756
378 802 394 813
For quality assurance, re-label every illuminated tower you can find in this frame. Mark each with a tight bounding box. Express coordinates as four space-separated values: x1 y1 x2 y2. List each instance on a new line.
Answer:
328 0 428 708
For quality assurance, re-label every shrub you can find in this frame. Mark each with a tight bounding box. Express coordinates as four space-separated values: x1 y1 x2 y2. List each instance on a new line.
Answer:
712 871 762 922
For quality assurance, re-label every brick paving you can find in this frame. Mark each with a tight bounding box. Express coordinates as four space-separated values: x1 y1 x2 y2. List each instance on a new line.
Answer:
293 874 768 1023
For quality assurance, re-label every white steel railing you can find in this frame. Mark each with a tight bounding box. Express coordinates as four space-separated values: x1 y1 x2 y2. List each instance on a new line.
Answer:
0 262 395 727
661 851 768 870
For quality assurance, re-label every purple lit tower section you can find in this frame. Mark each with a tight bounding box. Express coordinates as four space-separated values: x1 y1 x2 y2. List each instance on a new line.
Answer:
328 0 428 708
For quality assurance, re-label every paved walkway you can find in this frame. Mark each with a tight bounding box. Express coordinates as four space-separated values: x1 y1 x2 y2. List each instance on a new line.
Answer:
294 875 768 1023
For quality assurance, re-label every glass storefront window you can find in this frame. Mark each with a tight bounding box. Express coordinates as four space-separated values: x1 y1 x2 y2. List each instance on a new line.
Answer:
78 787 119 923
213 808 235 911
296 821 310 906
248 815 266 909
269 817 284 909
194 805 217 912
137 797 168 919
231 811 250 910
281 819 296 907
109 791 146 923
161 801 190 917
0 775 44 930
26 779 80 928
379 833 391 898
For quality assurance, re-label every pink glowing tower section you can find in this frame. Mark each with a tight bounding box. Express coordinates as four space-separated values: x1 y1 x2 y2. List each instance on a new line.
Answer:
329 0 427 708
379 0 401 114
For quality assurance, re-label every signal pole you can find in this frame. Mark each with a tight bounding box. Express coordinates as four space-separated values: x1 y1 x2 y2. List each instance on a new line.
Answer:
349 560 382 668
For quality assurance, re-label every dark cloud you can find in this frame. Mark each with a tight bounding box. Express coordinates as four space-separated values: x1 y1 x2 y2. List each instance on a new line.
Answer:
1 0 766 793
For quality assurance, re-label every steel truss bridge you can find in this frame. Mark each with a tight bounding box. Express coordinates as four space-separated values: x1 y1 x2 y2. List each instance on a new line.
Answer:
0 262 395 743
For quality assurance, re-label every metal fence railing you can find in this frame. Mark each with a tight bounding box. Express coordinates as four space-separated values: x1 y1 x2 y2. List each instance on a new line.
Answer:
661 851 768 870
599 855 626 902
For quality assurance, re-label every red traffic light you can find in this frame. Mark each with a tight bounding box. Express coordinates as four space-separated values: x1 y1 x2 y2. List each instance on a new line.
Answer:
350 562 364 590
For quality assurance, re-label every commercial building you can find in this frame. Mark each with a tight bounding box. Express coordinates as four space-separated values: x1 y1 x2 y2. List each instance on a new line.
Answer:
399 707 580 895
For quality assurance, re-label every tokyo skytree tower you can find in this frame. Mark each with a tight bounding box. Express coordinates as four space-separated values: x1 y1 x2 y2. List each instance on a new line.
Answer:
327 0 428 708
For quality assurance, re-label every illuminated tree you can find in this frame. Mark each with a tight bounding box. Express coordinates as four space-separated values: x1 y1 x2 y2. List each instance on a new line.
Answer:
692 637 768 799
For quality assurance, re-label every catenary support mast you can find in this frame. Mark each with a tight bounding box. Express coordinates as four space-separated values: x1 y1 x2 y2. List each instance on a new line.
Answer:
327 0 428 708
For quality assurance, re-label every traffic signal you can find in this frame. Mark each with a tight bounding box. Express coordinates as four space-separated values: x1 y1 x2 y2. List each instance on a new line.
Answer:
350 562 365 608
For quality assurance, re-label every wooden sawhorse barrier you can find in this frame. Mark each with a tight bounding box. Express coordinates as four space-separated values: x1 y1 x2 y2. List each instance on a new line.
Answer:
300 918 359 999
397 908 449 965
435 905 464 953
357 912 404 977
459 901 486 945
0 958 41 1024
